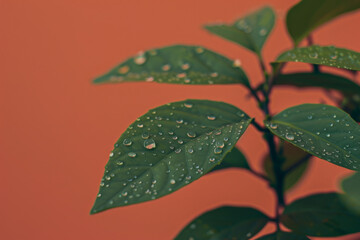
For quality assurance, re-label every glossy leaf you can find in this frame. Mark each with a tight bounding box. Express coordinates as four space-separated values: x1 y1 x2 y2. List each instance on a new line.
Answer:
281 192 360 237
265 104 360 171
256 231 310 240
211 146 250 172
275 72 360 96
342 172 360 202
93 45 249 86
205 6 275 55
91 100 252 214
175 206 269 240
263 142 310 191
286 0 360 46
275 46 360 71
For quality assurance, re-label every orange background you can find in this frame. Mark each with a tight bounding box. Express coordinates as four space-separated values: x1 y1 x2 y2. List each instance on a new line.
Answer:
1 0 360 239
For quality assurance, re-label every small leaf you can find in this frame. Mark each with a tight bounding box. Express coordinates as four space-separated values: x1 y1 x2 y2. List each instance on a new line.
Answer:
281 192 360 237
263 142 310 191
210 146 250 172
265 104 360 171
341 172 360 203
175 206 269 240
286 0 360 46
205 6 275 55
256 231 310 240
93 45 249 86
275 72 360 96
91 100 252 214
274 46 360 71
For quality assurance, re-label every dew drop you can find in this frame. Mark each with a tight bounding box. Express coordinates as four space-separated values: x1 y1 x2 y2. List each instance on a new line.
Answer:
123 139 133 146
175 149 182 154
118 65 130 74
188 148 194 154
162 64 171 71
97 193 102 198
207 115 216 120
270 123 278 130
134 53 146 65
170 179 176 184
259 28 267 36
209 157 215 162
233 59 242 67
144 139 156 150
214 148 222 154
210 72 218 77
285 133 294 141
187 131 196 138
181 63 190 70
326 133 331 138
109 152 114 157
146 76 154 82
177 73 187 78
128 152 137 158
137 123 144 128
184 78 191 84
142 133 150 139
196 47 204 54
176 119 184 124
117 161 124 166
184 103 193 108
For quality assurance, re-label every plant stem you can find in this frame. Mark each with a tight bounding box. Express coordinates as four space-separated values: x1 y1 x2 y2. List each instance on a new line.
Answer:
251 119 266 132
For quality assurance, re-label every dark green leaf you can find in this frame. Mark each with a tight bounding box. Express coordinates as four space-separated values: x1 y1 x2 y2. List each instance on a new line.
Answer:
274 46 360 71
205 6 275 55
93 45 249 86
263 142 310 191
341 95 360 122
175 206 269 240
210 146 250 172
275 72 360 96
265 104 360 171
256 231 310 240
281 192 360 237
342 172 360 202
286 0 360 46
91 100 252 214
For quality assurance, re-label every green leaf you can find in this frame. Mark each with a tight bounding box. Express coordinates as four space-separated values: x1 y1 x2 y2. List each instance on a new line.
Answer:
256 231 310 240
263 142 310 191
91 100 252 214
341 95 360 122
93 45 249 86
265 104 360 171
274 46 360 71
211 146 250 172
281 192 360 237
275 72 360 96
205 6 275 55
175 206 269 240
286 0 360 46
341 172 360 202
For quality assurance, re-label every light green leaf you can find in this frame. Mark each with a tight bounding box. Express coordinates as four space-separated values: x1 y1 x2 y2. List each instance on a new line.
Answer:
205 6 275 55
265 104 360 170
175 206 269 240
211 146 250 172
256 231 310 240
263 142 310 191
342 172 360 202
286 0 360 46
274 46 360 71
275 72 360 96
281 192 360 237
91 100 252 214
93 45 249 86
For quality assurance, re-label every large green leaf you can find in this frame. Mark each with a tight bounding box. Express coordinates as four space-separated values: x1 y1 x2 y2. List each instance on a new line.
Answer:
205 6 275 55
286 0 360 46
263 142 310 191
211 146 250 172
275 72 360 96
341 172 360 202
256 231 310 240
91 100 252 214
175 206 269 240
265 104 360 171
281 192 360 237
93 45 249 86
274 46 360 71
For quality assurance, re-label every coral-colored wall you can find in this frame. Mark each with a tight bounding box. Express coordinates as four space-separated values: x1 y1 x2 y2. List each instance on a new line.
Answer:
1 0 359 239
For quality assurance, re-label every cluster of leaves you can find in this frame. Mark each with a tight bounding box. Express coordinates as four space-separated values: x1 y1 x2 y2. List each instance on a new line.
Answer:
91 0 360 239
